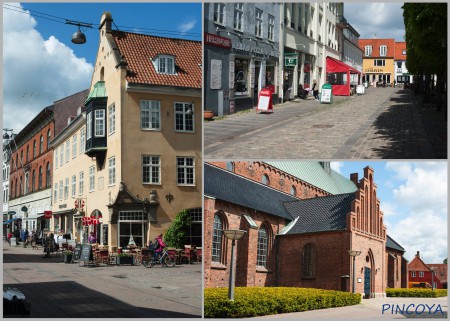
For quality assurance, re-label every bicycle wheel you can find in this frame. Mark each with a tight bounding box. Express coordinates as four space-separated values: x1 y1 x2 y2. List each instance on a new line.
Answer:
142 257 153 268
163 255 176 267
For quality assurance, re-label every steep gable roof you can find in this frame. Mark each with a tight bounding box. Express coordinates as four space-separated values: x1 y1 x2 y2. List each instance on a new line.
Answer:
283 193 356 235
112 31 201 89
408 254 431 271
359 38 395 58
386 235 405 252
265 161 357 195
427 264 447 283
204 163 297 220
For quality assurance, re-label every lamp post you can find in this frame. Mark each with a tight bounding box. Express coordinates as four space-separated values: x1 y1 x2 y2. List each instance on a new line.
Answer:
222 229 246 301
430 267 436 291
348 250 361 293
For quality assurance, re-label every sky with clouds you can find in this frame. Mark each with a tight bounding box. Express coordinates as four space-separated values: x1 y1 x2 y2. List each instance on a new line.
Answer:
331 162 447 264
344 3 406 41
2 2 201 132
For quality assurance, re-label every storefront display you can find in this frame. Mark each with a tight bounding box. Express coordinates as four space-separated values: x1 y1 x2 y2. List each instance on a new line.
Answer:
235 59 249 96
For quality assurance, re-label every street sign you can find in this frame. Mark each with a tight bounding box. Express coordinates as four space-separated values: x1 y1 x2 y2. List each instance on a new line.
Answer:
285 54 298 67
320 83 333 104
44 211 52 219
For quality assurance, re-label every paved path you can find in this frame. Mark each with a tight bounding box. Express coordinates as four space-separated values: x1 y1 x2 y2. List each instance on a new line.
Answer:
204 88 447 159
3 245 202 318
255 297 448 319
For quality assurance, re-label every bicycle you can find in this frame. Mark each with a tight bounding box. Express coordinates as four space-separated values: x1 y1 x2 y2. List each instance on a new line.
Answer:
142 249 176 268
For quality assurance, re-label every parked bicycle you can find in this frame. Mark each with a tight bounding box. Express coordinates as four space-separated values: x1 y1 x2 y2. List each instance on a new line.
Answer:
142 249 176 268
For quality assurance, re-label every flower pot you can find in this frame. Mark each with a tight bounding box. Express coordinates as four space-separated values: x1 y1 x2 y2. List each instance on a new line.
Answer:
204 110 214 120
64 254 73 263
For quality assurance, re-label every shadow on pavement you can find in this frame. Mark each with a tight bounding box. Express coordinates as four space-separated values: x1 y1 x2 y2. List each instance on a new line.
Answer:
3 281 201 318
370 89 446 159
4 252 67 264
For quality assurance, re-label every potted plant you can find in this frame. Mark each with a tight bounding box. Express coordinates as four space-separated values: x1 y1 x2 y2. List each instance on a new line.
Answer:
63 250 73 263
116 253 134 265
204 110 214 120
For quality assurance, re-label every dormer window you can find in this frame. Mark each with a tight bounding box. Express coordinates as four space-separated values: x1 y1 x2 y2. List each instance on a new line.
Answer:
153 55 176 75
380 45 387 57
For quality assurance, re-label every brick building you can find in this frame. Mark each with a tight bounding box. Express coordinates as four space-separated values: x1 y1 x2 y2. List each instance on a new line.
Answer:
204 162 407 298
408 251 447 289
386 235 408 288
7 90 87 237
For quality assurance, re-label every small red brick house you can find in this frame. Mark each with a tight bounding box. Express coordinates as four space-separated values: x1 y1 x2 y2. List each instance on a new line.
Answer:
204 162 406 298
408 251 447 289
386 235 408 288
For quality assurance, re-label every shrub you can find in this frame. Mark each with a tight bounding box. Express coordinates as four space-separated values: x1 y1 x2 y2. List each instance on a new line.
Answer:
204 287 361 318
386 288 447 298
164 209 191 248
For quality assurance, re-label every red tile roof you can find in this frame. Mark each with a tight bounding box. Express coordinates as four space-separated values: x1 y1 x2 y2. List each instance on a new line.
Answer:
358 38 396 58
112 31 201 89
394 42 407 60
408 255 431 271
427 264 448 283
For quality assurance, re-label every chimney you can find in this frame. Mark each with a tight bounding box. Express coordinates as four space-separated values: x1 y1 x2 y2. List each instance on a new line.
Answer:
416 251 420 258
350 173 358 186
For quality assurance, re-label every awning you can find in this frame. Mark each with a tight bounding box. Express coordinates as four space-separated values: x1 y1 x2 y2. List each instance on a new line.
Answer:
326 56 361 74
326 56 362 96
3 218 20 224
23 214 45 220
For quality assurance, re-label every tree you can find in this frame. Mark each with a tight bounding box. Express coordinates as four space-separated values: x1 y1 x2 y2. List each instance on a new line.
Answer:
444 258 447 264
164 209 191 249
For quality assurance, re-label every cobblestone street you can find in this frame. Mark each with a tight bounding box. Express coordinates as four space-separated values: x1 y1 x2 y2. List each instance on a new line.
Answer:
204 87 447 159
3 245 202 318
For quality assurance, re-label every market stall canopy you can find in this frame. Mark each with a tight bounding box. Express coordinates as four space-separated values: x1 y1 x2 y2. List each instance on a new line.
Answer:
326 56 361 96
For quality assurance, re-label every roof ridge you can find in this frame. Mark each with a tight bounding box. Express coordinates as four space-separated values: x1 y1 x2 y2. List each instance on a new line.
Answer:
205 163 302 200
112 30 201 44
284 192 355 205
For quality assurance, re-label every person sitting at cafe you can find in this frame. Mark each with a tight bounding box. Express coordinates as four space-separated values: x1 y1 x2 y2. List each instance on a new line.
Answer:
88 232 97 244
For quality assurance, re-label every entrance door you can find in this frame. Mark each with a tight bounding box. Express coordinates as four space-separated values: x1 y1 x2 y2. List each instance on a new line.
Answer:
364 267 371 298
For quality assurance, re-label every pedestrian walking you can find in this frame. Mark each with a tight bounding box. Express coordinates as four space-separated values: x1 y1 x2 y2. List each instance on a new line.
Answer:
312 79 320 101
88 232 97 244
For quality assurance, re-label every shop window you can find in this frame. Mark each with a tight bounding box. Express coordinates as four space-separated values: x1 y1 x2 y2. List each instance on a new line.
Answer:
118 211 146 248
235 59 249 96
327 72 347 85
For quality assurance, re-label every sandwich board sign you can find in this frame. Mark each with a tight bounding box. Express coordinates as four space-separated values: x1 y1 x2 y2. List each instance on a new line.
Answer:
256 88 273 114
320 83 332 104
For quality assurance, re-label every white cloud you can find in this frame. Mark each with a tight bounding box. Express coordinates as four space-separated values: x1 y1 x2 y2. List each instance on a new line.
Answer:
345 3 405 41
385 162 447 263
330 162 343 174
3 3 93 131
178 19 196 33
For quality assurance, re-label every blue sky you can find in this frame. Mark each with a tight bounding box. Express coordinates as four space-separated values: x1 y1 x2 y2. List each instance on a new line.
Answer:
3 2 201 131
331 162 447 263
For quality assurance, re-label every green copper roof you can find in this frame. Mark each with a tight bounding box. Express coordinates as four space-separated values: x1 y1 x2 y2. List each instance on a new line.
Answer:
85 81 107 104
264 162 358 195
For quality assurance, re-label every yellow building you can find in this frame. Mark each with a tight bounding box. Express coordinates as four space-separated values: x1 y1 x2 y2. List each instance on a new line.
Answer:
50 12 202 249
359 38 395 85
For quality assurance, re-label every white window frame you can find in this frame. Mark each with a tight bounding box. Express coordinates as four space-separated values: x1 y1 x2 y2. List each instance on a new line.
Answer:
380 45 387 57
365 45 372 57
213 3 226 25
176 156 195 186
65 141 70 163
79 171 84 196
54 183 58 201
108 156 116 186
86 112 92 140
234 3 243 31
108 103 115 135
142 155 161 184
55 147 59 169
89 166 95 192
419 271 424 277
268 14 275 42
80 127 86 153
64 178 69 199
255 9 263 38
140 100 161 130
71 175 76 197
174 102 194 132
94 109 105 137
411 271 416 277
60 145 64 166
72 134 77 159
59 181 63 201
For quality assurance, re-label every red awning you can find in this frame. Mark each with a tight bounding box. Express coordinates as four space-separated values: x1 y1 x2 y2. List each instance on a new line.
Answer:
326 56 361 75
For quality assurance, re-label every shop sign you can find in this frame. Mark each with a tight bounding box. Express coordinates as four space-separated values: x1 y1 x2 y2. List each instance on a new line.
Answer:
210 59 222 90
285 54 298 67
59 204 67 209
365 67 384 73
232 42 279 58
229 61 235 89
320 83 333 104
204 33 231 49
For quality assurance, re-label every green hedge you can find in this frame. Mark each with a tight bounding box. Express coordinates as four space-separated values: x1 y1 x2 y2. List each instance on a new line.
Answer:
386 288 448 298
204 287 361 318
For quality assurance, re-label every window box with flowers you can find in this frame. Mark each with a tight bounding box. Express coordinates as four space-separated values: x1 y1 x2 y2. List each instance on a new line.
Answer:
116 253 134 266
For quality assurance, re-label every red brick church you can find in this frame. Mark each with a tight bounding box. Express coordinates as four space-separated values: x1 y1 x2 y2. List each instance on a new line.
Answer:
204 162 407 298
